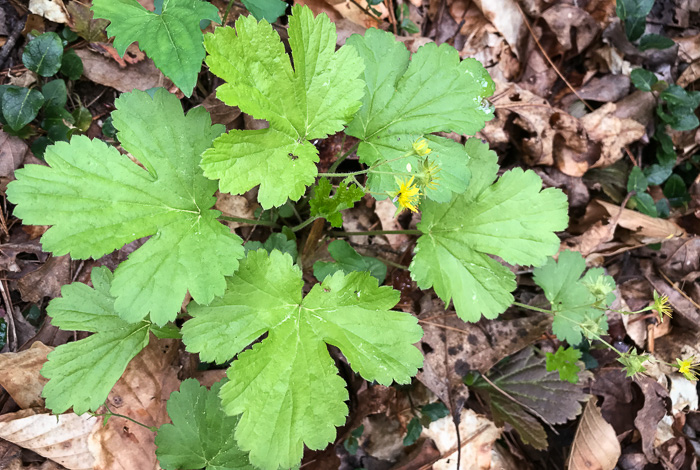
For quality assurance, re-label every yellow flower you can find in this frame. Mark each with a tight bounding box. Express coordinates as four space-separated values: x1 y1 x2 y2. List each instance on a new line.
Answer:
652 291 672 322
412 138 431 156
676 357 698 381
391 176 421 213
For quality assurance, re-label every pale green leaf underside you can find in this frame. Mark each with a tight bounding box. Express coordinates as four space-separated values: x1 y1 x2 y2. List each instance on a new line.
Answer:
92 0 220 96
182 250 423 470
156 379 253 470
201 5 365 208
41 267 151 415
7 89 243 325
410 139 568 322
345 28 494 201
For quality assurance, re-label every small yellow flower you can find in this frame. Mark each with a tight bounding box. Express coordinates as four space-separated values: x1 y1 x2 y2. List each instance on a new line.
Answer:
675 357 698 380
412 138 431 156
391 176 421 213
652 291 672 322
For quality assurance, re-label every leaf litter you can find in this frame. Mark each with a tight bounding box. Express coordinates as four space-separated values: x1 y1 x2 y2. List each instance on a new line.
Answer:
1 0 700 468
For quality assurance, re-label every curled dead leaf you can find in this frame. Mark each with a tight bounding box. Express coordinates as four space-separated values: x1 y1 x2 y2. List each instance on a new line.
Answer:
0 342 51 409
568 398 621 470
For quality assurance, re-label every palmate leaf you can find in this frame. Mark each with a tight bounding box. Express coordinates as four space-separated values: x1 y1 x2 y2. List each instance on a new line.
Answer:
91 0 220 97
41 267 152 414
7 89 243 325
156 379 253 470
533 250 611 345
410 138 569 322
181 250 423 470
345 28 494 202
201 5 365 208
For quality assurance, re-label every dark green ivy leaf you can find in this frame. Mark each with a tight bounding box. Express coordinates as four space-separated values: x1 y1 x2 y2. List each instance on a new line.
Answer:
2 86 45 131
60 49 84 80
638 34 675 51
630 68 657 92
22 32 64 77
403 417 422 446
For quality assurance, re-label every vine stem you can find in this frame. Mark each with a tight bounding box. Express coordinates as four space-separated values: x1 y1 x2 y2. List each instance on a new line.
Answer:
291 216 320 232
218 215 278 227
91 403 157 432
330 229 422 236
327 142 359 174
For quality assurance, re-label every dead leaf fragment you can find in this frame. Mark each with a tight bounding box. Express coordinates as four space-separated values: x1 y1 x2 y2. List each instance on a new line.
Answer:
0 409 98 470
66 1 108 42
29 0 68 23
568 398 621 470
541 4 599 54
0 342 51 408
75 48 169 93
596 200 685 241
421 408 500 470
17 255 71 303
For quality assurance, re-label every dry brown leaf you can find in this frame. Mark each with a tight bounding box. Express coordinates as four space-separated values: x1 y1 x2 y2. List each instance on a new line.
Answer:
584 103 645 171
472 0 525 59
595 200 685 241
0 409 98 470
18 255 71 303
75 48 169 93
0 130 30 192
540 4 599 54
214 191 256 230
568 398 621 470
200 92 242 128
421 408 501 470
0 342 51 408
29 0 68 24
677 60 700 88
417 297 551 420
0 338 179 470
374 199 409 250
90 337 180 470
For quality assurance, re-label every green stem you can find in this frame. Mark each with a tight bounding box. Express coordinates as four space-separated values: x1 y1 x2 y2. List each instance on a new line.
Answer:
329 229 422 236
327 142 359 173
218 215 278 227
320 149 416 179
291 216 320 232
512 301 622 357
221 1 234 25
93 403 157 432
377 257 409 270
511 301 554 315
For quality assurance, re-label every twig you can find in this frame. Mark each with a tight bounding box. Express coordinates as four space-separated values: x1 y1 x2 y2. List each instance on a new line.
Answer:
0 280 17 351
0 10 26 70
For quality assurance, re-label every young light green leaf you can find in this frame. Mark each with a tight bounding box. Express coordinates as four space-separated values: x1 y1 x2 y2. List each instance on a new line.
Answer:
309 178 365 228
410 139 568 322
1 86 44 131
156 379 253 470
7 89 243 325
41 267 152 414
201 5 365 208
345 28 493 201
533 250 609 345
313 240 387 284
182 250 423 470
242 0 287 22
545 346 583 384
91 0 220 96
22 32 64 77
